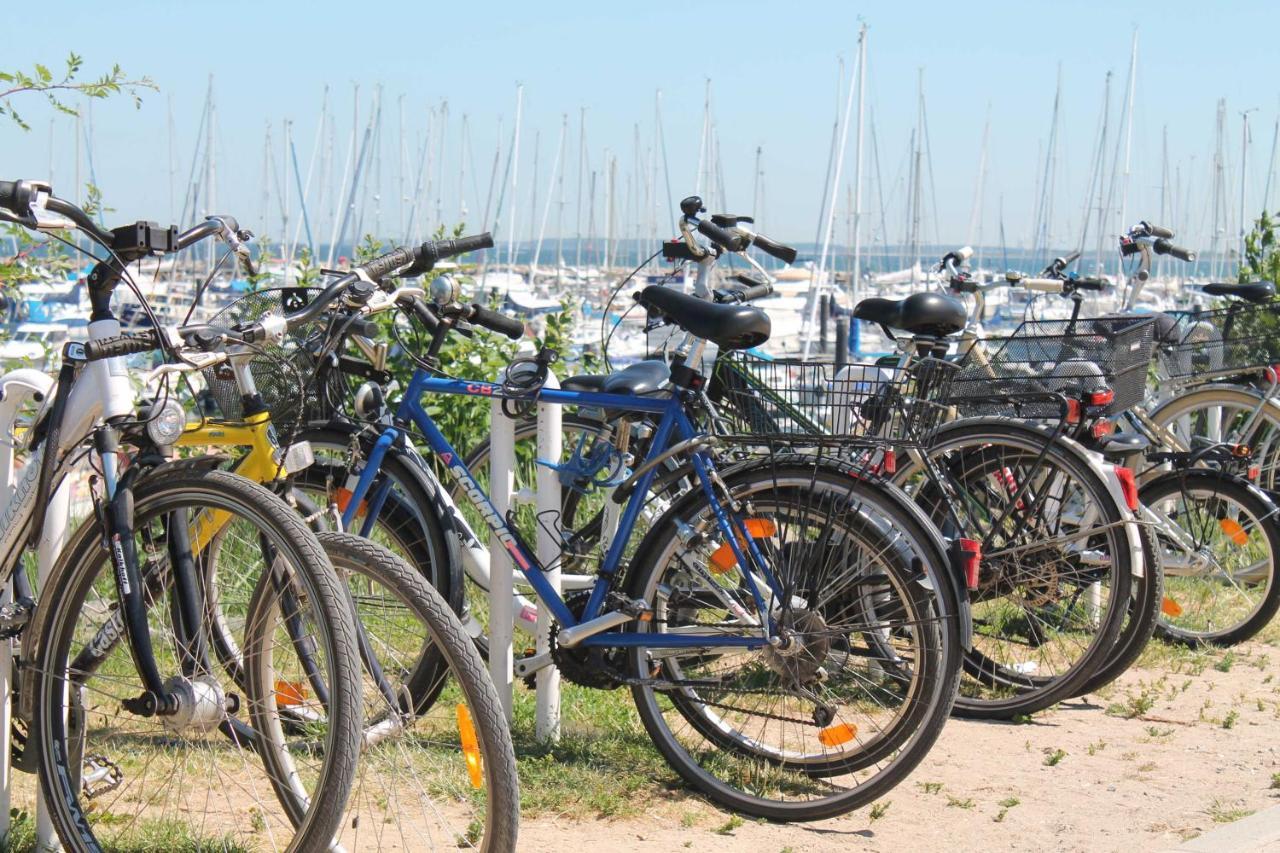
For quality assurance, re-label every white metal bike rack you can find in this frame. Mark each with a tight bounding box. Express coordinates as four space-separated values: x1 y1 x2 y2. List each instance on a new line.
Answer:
487 368 562 740
0 368 63 851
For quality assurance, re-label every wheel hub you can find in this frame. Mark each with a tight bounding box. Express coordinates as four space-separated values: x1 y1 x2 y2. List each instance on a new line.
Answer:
762 610 831 684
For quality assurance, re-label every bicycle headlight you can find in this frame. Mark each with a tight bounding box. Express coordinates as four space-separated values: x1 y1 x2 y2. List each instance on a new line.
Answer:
146 398 187 447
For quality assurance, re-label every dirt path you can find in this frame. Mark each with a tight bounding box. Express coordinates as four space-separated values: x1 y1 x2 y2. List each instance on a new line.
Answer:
519 641 1280 852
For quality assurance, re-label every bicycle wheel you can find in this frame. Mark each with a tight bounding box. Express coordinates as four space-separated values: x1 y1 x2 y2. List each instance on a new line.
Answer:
624 459 961 820
895 420 1134 719
1147 383 1280 490
1141 469 1280 646
293 424 459 609
314 532 519 852
29 467 361 852
1074 520 1163 696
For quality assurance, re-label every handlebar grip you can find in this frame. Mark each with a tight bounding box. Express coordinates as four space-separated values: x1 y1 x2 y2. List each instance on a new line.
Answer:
467 304 524 339
432 232 494 261
737 282 774 302
948 277 979 294
348 317 381 338
396 294 440 333
1072 277 1109 292
1144 222 1175 239
0 181 17 214
696 219 748 252
751 232 797 264
1154 239 1196 262
359 247 415 283
83 329 161 361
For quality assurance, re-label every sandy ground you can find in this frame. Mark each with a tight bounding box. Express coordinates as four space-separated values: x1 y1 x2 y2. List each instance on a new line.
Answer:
518 641 1280 852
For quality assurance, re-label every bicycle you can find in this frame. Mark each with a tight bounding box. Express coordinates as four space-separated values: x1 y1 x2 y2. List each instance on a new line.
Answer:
126 228 521 850
0 179 363 851
197 233 967 820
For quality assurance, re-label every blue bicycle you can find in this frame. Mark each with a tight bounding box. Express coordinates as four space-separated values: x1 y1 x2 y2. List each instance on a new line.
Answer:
236 236 965 820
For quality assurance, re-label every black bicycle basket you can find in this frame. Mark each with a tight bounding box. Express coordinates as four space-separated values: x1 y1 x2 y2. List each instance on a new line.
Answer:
949 315 1157 419
710 352 957 448
1157 301 1280 379
200 286 347 433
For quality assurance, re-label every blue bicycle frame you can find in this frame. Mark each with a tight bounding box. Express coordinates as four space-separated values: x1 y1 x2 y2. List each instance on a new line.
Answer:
339 365 785 650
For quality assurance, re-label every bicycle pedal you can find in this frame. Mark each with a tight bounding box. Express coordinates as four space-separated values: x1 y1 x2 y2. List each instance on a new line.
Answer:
82 753 123 799
0 597 35 640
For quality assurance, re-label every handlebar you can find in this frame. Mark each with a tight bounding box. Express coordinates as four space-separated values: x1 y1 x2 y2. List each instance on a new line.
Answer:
1154 238 1195 262
464 303 525 339
83 329 163 361
750 232 797 264
695 218 749 252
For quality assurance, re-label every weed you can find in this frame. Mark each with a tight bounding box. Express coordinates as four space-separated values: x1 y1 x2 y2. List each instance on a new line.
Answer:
919 781 943 795
999 796 1021 808
714 816 744 835
1043 748 1067 767
1206 799 1255 824
946 796 975 810
1214 652 1236 673
869 801 891 822
1087 740 1107 756
1223 710 1240 729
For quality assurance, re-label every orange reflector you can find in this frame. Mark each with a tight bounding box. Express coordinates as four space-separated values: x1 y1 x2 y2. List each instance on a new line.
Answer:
1219 518 1249 545
709 519 778 574
456 704 484 789
275 680 308 707
1162 597 1184 618
334 488 367 517
818 722 857 747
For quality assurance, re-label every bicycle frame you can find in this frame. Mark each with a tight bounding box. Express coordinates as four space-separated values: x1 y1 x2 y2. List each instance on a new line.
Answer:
343 367 784 650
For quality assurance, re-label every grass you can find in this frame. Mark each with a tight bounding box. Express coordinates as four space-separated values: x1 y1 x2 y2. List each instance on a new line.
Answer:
946 796 975 810
1270 772 1280 790
994 796 1020 823
919 781 943 795
1222 710 1240 729
714 816 744 835
1206 799 1255 824
509 683 675 818
868 801 891 822
1042 748 1067 767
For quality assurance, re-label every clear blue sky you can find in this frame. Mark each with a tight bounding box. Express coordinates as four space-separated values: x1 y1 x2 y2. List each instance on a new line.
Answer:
4 0 1279 255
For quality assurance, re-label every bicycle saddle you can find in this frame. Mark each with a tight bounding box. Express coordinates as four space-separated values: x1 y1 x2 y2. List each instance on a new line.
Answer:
562 359 671 396
1200 280 1276 303
637 286 771 350
852 292 967 337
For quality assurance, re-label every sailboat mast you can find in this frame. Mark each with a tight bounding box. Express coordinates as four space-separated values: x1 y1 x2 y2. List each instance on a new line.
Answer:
506 84 524 276
575 107 586 270
850 23 867 307
1240 107 1257 259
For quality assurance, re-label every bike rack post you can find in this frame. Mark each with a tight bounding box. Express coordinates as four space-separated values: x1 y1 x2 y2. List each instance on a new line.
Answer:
534 371 561 742
35 481 70 851
489 389 516 722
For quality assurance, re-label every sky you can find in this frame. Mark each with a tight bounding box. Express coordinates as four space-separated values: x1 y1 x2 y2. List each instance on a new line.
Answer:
4 0 1280 257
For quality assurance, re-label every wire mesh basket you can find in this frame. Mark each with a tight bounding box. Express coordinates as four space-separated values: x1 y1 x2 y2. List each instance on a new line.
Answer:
710 352 957 448
949 315 1157 419
1157 302 1280 379
201 286 344 434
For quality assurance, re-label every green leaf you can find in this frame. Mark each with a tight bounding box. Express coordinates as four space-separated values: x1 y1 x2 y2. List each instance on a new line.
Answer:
34 63 52 83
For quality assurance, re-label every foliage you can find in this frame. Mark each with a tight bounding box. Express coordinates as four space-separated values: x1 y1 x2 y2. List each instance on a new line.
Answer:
1239 210 1280 285
0 53 155 130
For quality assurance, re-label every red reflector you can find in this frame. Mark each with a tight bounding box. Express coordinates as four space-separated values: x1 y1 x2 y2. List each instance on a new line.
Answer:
1267 364 1280 385
1091 419 1115 438
1248 465 1261 481
958 538 981 590
882 451 896 475
1114 466 1140 511
1065 398 1082 424
1087 388 1115 407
